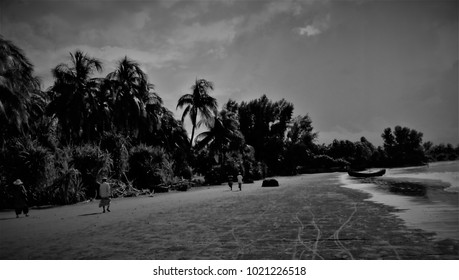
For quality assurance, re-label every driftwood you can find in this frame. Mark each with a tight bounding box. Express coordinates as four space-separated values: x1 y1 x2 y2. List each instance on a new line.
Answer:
109 178 195 197
111 180 151 198
154 180 195 193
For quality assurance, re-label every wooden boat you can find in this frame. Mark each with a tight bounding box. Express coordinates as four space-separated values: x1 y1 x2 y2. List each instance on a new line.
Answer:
348 169 386 178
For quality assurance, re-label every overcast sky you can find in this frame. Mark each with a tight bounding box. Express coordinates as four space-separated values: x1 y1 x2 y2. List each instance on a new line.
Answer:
1 0 457 146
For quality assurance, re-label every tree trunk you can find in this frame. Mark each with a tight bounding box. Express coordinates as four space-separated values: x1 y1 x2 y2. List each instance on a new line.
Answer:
189 124 196 149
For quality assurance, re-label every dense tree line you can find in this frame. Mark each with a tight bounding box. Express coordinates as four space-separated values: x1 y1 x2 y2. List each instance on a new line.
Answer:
1 36 458 208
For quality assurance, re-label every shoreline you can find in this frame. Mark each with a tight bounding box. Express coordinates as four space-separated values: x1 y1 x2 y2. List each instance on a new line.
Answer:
1 173 458 259
363 176 458 206
344 174 459 243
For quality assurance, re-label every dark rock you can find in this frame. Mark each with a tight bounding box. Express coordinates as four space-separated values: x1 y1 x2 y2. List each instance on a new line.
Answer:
262 179 279 187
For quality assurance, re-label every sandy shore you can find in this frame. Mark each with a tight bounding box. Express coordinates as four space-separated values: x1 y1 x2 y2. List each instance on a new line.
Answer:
0 172 458 260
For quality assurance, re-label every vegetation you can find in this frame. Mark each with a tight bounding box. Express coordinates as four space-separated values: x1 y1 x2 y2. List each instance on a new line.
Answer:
177 79 218 148
1 35 458 208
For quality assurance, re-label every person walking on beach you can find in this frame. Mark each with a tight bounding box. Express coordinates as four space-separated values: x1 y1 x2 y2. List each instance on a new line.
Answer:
228 175 233 191
98 177 111 213
12 179 29 218
237 173 243 191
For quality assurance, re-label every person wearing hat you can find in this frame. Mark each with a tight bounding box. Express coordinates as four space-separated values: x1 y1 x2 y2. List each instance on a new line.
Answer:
98 177 111 213
12 179 29 218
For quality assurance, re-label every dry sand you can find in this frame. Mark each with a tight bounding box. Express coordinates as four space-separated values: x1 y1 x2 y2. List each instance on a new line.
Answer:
0 172 458 260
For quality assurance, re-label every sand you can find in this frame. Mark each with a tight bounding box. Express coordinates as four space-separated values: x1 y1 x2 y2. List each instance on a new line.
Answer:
0 172 458 260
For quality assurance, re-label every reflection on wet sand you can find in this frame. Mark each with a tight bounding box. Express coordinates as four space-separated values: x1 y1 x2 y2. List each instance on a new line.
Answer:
340 174 459 241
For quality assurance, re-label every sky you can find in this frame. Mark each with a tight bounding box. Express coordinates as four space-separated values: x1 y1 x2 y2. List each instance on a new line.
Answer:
1 0 458 146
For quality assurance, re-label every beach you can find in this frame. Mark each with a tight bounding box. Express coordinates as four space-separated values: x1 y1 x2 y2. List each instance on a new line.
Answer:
1 172 458 260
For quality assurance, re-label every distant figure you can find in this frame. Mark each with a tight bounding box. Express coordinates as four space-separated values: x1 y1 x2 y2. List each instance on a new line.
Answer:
237 173 243 191
98 177 111 213
228 175 233 191
12 179 29 218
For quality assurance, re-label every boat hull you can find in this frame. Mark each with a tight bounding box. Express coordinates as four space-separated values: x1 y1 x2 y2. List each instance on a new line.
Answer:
348 169 386 178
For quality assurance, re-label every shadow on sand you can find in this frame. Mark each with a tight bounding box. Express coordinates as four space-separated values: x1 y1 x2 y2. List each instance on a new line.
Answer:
78 212 102 217
0 217 19 221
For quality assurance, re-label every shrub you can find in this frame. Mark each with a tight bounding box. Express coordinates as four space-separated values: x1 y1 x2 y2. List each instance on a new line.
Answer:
47 147 85 205
308 155 350 171
128 145 173 189
241 146 265 181
222 152 242 178
72 144 112 197
204 165 224 185
100 132 131 180
178 164 193 180
0 138 53 207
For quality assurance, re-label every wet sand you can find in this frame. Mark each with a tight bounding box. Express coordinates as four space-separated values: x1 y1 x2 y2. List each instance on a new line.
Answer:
346 175 459 241
1 173 458 260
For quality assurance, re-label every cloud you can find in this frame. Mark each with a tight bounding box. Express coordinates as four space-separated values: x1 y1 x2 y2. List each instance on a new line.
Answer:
170 17 242 46
297 25 322 36
165 16 243 61
242 0 303 33
295 13 331 37
132 10 151 29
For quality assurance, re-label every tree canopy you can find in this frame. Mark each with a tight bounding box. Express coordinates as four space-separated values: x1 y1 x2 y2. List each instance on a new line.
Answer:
177 79 218 148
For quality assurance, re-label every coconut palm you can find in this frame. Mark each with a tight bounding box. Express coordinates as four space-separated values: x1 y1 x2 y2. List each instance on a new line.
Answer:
47 50 103 143
151 107 189 151
176 78 218 148
195 109 244 163
0 36 40 143
106 56 161 139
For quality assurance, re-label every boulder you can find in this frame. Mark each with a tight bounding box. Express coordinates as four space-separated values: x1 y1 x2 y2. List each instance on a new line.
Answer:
262 179 279 187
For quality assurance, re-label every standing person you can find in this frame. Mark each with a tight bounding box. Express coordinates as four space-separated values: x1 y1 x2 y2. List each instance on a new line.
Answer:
12 179 29 218
228 175 233 191
98 177 111 213
237 173 243 191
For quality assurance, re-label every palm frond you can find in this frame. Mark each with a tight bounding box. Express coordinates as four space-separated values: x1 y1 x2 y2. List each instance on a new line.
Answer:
176 93 193 109
181 105 192 123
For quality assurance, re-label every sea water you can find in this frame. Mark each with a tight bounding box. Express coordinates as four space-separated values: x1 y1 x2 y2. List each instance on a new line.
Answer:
388 161 459 193
340 161 459 241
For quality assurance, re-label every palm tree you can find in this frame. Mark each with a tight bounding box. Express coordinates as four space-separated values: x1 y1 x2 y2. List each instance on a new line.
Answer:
152 107 189 150
154 107 191 174
176 78 218 148
195 109 244 163
106 56 161 139
0 36 40 143
47 50 103 143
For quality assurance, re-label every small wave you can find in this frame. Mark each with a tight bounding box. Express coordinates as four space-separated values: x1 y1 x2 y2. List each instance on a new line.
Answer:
339 173 377 191
388 172 459 193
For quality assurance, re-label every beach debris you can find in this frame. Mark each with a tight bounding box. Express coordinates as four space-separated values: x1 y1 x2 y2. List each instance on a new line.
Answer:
154 179 194 193
111 180 151 198
262 179 279 187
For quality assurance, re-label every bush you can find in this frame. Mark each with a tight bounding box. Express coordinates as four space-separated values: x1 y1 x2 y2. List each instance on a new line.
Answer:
128 145 174 190
241 145 265 181
178 164 193 180
194 146 266 185
72 144 112 197
296 155 350 174
100 132 131 180
0 138 53 207
243 160 265 181
222 152 242 178
46 147 85 205
204 165 224 185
